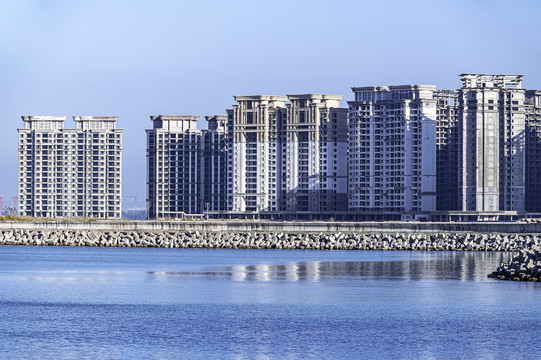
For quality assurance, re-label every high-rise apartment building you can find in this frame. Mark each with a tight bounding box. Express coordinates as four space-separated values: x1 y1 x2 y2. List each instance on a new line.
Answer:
146 95 348 219
348 85 437 214
457 74 525 212
435 90 459 210
525 90 541 212
228 96 287 212
282 94 347 212
201 115 228 212
146 115 201 218
18 116 122 218
227 94 348 214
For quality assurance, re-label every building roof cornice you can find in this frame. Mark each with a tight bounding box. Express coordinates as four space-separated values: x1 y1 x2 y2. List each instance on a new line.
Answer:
234 95 288 101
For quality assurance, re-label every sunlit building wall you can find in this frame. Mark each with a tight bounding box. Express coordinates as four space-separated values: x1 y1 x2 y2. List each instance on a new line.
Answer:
348 85 437 213
18 116 122 218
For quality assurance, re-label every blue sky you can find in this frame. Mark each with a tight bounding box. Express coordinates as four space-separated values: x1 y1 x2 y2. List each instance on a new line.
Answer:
1 0 540 210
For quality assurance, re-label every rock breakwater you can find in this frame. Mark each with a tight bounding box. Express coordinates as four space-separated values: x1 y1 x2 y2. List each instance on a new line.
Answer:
1 229 540 251
488 246 541 282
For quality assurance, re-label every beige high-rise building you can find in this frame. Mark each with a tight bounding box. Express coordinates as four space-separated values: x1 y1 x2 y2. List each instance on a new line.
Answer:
228 96 287 212
227 94 348 214
282 94 348 212
18 116 122 218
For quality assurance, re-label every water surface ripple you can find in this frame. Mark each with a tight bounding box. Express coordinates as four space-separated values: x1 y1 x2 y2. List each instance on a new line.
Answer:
0 246 539 359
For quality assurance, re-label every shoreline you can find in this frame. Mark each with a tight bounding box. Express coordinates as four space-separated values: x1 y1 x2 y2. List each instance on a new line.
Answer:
2 220 539 281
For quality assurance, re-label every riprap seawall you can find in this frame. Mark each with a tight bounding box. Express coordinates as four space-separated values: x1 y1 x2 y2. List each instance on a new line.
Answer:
488 247 541 281
0 225 540 251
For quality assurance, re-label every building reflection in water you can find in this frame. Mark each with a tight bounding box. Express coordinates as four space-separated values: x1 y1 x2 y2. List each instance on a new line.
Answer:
147 252 512 283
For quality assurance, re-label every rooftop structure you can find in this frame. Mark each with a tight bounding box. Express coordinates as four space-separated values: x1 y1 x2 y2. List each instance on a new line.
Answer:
459 74 524 89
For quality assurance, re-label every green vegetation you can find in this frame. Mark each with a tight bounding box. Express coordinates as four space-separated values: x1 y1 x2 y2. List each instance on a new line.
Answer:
0 215 54 222
0 215 101 222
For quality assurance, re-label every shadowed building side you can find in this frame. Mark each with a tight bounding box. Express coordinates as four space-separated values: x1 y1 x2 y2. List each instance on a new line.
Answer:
201 116 228 212
525 90 541 212
435 90 460 210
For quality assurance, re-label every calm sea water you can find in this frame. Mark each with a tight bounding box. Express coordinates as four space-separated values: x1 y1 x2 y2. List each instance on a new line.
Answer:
0 246 539 359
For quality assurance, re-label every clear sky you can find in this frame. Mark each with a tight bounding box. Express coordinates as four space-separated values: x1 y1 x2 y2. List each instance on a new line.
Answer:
1 0 540 210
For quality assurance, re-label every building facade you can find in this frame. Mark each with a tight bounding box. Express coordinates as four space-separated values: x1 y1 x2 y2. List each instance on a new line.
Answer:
18 116 122 218
282 94 348 212
146 115 202 218
348 85 437 214
226 94 348 214
525 90 541 212
228 96 287 212
201 115 228 212
458 74 526 212
435 90 460 210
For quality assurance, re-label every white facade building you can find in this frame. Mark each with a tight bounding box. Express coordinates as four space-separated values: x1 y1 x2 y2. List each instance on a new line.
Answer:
18 116 122 218
348 85 437 214
458 74 526 212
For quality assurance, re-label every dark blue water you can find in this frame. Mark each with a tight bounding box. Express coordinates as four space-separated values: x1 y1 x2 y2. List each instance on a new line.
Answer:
0 246 539 359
